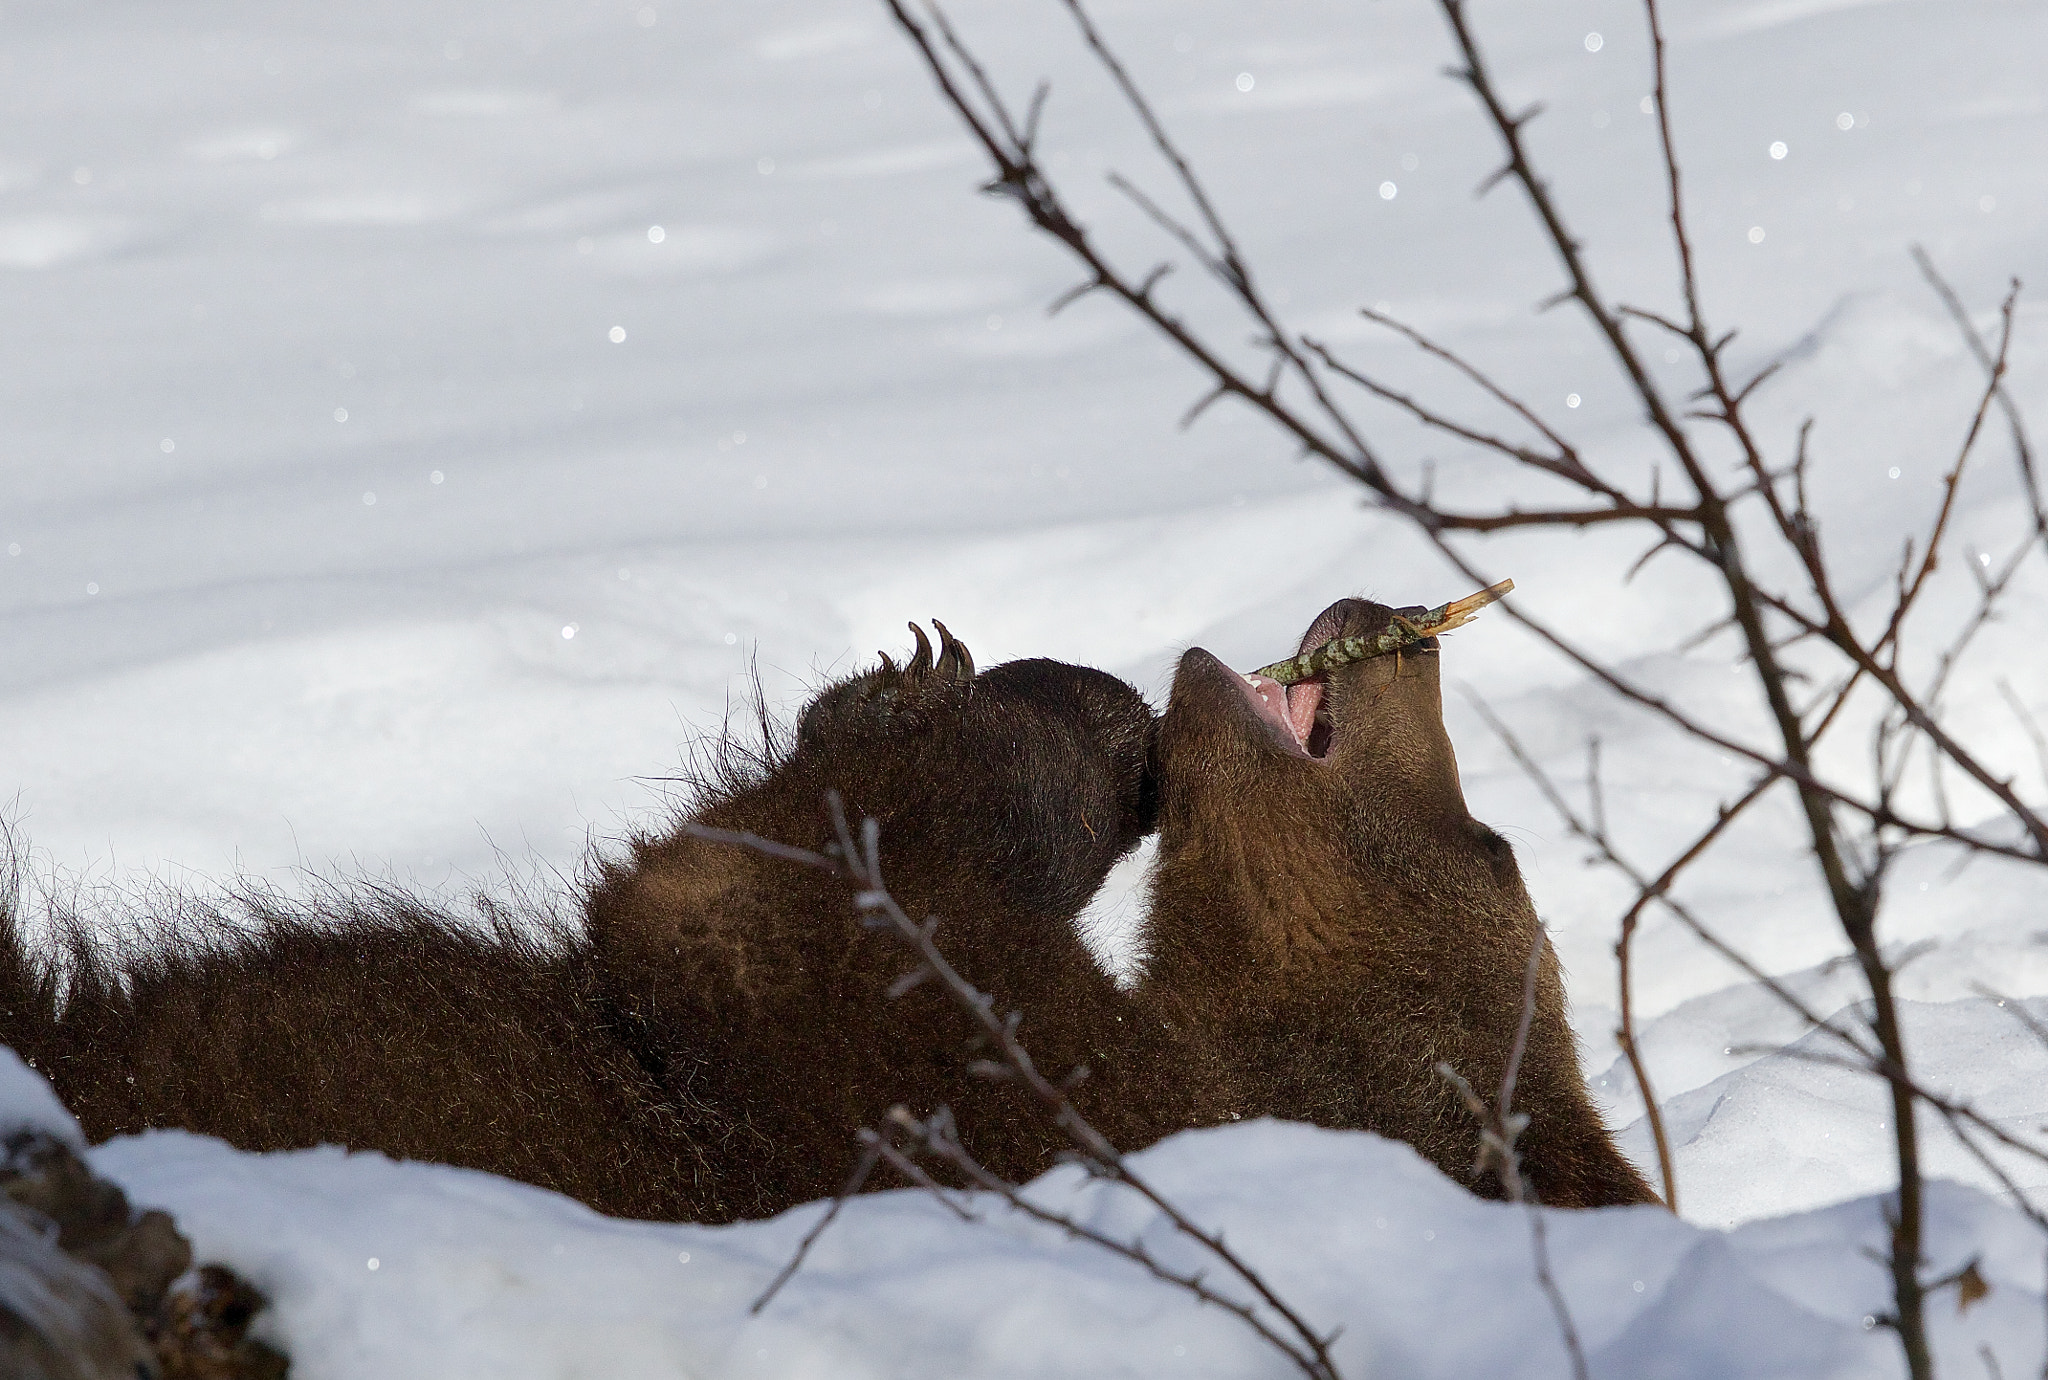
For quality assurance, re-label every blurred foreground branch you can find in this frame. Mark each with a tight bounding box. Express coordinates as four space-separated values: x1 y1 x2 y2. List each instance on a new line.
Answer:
687 799 1345 1380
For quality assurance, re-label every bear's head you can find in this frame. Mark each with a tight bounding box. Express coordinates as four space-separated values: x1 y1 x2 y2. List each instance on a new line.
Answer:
784 626 1159 921
1134 596 1656 1207
579 625 1181 1215
1143 595 1525 983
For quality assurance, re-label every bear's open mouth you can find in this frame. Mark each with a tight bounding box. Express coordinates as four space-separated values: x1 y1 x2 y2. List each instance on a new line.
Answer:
1233 602 1351 759
1234 671 1327 758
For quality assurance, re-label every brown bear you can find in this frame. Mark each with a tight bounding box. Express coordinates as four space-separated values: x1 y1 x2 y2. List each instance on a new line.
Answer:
2 608 1651 1228
1132 597 1658 1208
0 629 1212 1222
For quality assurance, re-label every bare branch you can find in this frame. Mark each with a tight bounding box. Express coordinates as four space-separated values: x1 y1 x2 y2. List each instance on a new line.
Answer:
1435 927 1590 1380
750 1135 887 1313
696 801 1343 1380
871 6 2048 1371
1996 680 2048 799
1349 308 1608 486
1913 246 2043 554
883 1106 1341 1376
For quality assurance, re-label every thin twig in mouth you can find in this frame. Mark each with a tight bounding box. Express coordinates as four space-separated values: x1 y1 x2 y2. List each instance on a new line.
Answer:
1253 579 1515 685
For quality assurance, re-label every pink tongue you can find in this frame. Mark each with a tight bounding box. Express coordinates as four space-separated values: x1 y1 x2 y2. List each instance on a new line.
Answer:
1238 674 1324 752
1285 680 1324 746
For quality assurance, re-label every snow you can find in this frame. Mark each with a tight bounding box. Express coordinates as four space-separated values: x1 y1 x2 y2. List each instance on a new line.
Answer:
3 0 2046 1372
0 1096 2031 1380
0 1048 82 1150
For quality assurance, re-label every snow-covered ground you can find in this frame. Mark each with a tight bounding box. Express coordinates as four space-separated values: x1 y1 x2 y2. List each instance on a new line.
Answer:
4 0 2046 1372
5 1046 2044 1379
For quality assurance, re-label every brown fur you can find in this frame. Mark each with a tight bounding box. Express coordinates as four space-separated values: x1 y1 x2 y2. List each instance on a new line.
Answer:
1131 598 1657 1208
1 611 1648 1224
578 653 1225 1215
1 651 1217 1222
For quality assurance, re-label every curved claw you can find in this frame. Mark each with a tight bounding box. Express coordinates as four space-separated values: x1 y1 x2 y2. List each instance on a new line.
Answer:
877 652 897 674
931 619 975 681
907 622 934 675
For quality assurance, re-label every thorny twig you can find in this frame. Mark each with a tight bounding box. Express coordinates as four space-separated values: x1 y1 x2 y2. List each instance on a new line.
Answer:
748 1136 889 1313
1913 245 2042 554
1434 931 1590 1380
877 1104 1346 1366
688 801 1344 1380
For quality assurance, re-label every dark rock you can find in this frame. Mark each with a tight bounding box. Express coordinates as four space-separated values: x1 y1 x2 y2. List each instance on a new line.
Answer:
1 1129 286 1379
0 1188 157 1380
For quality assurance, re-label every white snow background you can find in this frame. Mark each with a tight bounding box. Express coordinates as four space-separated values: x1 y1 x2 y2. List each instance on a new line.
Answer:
3 0 2046 1373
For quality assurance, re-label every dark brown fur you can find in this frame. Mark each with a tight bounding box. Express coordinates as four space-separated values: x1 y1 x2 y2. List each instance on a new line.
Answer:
1132 598 1657 1208
577 653 1224 1215
1 611 1648 1224
2 650 1215 1222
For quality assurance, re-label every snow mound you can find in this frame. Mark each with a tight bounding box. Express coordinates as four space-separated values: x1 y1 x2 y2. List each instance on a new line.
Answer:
0 1054 2024 1379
